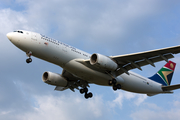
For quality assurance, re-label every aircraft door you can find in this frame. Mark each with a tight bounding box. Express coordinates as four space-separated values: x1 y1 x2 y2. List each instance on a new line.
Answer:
31 32 37 40
62 45 67 53
31 32 38 45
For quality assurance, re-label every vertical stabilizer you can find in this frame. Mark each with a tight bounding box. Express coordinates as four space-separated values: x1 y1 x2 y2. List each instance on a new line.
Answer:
149 61 176 86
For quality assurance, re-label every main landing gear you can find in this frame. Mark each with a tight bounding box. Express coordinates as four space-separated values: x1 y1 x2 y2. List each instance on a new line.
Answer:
26 51 32 63
79 87 93 99
108 79 121 91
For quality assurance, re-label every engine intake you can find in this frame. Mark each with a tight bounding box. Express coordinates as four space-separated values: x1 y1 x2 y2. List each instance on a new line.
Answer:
90 53 118 71
42 71 68 87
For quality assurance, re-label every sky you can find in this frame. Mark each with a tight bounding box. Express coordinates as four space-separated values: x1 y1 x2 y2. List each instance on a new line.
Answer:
1 0 180 120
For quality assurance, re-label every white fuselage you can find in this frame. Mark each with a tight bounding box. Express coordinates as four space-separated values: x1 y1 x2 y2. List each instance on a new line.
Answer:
7 30 165 94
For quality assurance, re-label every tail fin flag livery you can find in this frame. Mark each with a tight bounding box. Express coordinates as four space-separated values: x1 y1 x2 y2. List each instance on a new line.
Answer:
149 61 176 86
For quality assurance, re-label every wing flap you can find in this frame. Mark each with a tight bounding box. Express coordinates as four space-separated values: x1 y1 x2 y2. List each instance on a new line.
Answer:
115 53 174 76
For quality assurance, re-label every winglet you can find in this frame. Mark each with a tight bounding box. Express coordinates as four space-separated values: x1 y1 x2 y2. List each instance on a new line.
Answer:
149 61 176 86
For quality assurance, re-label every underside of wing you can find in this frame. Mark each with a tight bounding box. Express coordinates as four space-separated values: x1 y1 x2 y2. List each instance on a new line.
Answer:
54 69 90 92
110 45 180 76
61 69 79 81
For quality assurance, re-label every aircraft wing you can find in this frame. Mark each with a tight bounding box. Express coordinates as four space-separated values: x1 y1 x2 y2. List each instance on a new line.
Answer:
61 69 79 81
110 45 180 76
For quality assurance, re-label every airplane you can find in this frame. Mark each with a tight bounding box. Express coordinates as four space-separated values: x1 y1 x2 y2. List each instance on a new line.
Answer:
6 30 180 99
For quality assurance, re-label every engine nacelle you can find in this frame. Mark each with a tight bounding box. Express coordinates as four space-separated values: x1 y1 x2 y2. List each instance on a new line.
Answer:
42 71 68 87
90 53 118 71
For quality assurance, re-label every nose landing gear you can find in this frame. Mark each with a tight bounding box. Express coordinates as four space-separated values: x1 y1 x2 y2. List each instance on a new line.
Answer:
26 51 32 63
26 58 32 63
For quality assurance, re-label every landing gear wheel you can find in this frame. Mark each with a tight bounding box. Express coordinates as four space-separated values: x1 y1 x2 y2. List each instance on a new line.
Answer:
80 86 93 99
84 93 89 99
80 89 84 94
112 79 117 84
84 92 93 99
88 92 93 98
26 58 32 63
84 87 88 93
108 80 113 85
109 79 117 86
26 51 32 64
113 85 118 91
117 84 121 89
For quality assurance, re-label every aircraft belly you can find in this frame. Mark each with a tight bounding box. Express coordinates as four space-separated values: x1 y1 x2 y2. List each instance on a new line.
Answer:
64 60 112 86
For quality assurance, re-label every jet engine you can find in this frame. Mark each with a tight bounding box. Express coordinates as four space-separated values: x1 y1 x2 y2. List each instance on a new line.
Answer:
90 53 118 71
42 71 68 87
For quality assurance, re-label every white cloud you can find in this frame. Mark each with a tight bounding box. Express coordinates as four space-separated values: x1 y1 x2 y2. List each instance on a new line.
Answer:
1 0 180 120
0 111 11 115
111 91 147 109
143 103 161 110
131 107 180 120
12 0 166 45
134 94 147 106
14 94 107 120
173 100 180 108
0 8 28 34
130 95 180 120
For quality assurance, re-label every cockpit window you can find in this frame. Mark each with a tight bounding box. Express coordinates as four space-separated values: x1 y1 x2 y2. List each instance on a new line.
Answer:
14 31 23 34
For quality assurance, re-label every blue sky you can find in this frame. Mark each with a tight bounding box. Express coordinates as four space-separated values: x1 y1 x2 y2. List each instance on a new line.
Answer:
1 0 180 120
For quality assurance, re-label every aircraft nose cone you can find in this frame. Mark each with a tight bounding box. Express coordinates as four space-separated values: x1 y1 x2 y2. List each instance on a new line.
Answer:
6 32 12 40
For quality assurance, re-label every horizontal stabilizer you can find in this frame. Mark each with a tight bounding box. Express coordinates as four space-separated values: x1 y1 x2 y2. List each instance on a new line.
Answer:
162 84 180 91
